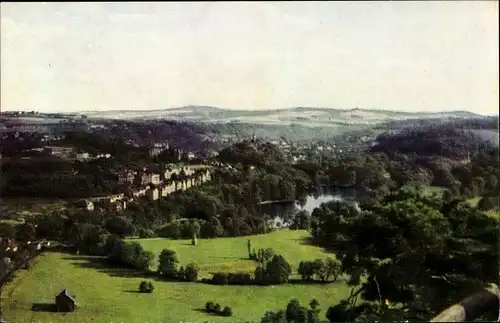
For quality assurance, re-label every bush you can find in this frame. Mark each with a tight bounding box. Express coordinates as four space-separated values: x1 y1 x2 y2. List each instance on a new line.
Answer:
138 228 156 238
478 196 497 211
214 303 222 313
177 266 186 281
211 272 229 285
156 222 182 239
185 263 199 282
221 306 233 317
139 281 154 293
205 301 215 313
227 272 252 285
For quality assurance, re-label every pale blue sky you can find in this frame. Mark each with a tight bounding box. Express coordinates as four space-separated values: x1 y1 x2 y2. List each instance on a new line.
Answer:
1 2 498 114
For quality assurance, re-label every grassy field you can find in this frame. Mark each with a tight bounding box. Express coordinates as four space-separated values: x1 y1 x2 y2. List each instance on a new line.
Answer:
2 230 351 323
422 186 444 197
188 164 213 170
466 197 482 207
131 229 334 278
465 197 500 218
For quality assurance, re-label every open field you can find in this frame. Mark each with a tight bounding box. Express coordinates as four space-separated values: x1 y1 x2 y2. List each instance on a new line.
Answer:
2 230 351 322
422 186 445 197
188 164 213 170
131 229 333 278
466 197 500 218
466 197 482 207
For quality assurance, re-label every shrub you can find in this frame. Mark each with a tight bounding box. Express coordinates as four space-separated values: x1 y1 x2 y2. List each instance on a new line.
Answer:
139 281 154 293
214 303 222 313
478 196 497 211
177 266 186 281
184 263 199 282
138 228 156 238
227 272 252 285
205 301 215 313
221 306 233 317
211 272 229 285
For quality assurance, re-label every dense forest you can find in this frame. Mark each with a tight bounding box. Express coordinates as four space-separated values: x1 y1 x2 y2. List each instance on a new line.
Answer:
371 126 496 159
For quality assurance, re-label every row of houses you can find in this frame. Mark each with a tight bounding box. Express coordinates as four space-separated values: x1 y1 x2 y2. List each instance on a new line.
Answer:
78 168 212 212
117 165 197 187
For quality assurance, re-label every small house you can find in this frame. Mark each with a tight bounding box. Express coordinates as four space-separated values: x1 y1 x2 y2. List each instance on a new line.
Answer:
135 172 152 186
55 289 76 312
117 171 135 185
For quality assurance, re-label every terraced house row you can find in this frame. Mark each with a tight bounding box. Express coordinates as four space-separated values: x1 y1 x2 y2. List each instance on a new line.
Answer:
76 166 212 212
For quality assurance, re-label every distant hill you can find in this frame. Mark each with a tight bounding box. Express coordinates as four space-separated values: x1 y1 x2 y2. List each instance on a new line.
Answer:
81 106 483 126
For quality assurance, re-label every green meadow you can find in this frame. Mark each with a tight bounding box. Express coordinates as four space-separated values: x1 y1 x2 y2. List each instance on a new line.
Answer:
2 230 351 322
131 229 336 278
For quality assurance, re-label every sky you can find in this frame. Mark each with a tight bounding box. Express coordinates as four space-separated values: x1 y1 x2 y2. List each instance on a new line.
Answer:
1 2 498 115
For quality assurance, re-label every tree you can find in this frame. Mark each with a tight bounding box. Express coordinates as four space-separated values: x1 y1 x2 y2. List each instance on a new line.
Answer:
485 174 498 192
158 249 179 278
138 228 155 238
211 272 229 285
265 255 292 284
262 248 276 264
324 257 342 282
185 263 199 282
309 299 320 311
35 214 65 240
313 259 327 282
298 261 315 281
136 250 154 271
200 218 224 238
205 301 215 313
442 188 454 203
156 222 182 239
221 306 233 317
0 223 16 239
247 239 252 258
293 210 311 230
285 299 308 323
477 196 496 211
214 303 222 313
177 266 186 280
104 216 135 238
190 221 200 246
286 299 302 322
314 188 499 321
121 242 153 271
261 310 287 323
325 301 352 323
254 266 265 285
308 299 321 323
16 223 37 242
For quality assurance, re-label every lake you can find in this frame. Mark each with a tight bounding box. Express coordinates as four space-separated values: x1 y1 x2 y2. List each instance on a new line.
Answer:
260 190 360 228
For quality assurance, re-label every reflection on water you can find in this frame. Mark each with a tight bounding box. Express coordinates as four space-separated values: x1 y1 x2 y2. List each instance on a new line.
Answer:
262 188 360 228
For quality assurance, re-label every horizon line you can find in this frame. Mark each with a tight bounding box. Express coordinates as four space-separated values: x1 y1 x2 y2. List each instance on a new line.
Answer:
1 106 497 117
